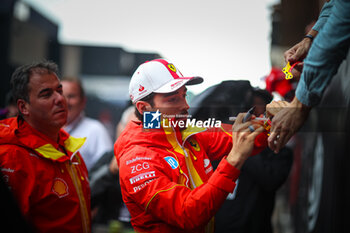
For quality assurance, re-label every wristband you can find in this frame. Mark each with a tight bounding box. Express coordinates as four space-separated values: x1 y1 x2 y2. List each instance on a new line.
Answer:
304 34 314 41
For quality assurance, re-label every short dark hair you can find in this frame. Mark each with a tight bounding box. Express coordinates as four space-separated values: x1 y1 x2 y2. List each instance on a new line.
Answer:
11 61 59 103
61 76 85 98
253 89 273 105
135 93 155 121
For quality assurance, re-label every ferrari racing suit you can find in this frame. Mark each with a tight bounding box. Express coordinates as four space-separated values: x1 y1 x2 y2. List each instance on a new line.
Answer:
114 120 240 233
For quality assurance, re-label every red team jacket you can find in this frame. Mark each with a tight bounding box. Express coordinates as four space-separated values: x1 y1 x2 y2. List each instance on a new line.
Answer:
114 120 240 233
0 117 91 233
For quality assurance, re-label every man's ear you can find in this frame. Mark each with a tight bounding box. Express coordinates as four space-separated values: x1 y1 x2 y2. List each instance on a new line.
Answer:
135 101 152 116
17 99 29 116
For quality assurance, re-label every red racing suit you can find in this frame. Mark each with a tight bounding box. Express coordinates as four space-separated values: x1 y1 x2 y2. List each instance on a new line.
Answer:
0 117 91 233
114 120 240 233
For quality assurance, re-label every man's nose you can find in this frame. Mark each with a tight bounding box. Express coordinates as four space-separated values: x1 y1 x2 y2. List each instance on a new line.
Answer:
182 99 190 111
185 101 190 110
55 91 66 105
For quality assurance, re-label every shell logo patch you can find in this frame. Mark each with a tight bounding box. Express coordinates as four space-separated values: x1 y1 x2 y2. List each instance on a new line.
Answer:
52 178 69 198
189 139 200 151
168 63 177 72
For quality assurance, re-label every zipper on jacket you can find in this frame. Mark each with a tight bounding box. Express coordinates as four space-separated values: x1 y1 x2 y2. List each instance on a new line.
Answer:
181 146 196 189
166 149 189 188
169 125 201 189
66 162 90 233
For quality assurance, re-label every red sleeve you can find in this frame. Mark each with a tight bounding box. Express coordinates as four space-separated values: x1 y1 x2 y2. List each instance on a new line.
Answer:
119 147 240 231
0 146 36 216
198 123 233 161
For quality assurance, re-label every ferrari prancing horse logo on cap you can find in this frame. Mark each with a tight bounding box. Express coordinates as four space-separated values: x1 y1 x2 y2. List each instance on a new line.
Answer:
168 63 177 73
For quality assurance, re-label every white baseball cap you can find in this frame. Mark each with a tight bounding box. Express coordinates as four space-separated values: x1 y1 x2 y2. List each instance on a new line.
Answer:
129 59 203 103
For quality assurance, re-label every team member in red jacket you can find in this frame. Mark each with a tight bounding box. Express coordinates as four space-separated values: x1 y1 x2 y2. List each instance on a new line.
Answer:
114 59 264 233
0 61 91 233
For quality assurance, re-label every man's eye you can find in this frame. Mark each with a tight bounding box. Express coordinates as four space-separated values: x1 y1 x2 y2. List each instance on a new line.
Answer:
168 97 177 103
41 92 51 97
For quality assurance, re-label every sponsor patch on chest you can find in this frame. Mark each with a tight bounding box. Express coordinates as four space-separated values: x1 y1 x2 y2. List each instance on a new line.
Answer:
52 178 69 198
188 138 200 151
164 156 179 169
131 162 150 174
129 171 156 184
203 159 213 174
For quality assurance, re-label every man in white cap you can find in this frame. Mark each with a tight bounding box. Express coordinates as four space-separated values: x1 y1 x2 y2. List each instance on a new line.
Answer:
114 58 264 233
